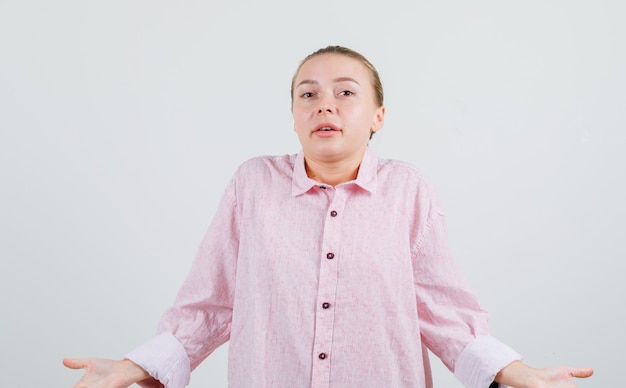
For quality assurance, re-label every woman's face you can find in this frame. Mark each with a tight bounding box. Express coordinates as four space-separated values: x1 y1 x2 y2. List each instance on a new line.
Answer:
292 53 384 165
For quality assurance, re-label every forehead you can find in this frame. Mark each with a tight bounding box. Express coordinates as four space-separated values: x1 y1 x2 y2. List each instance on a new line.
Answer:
295 53 370 84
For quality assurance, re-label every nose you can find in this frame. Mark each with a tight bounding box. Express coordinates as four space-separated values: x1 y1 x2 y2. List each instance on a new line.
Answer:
317 104 336 114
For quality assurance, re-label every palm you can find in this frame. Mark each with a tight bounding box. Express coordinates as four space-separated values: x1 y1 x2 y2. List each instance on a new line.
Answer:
63 358 128 388
535 365 594 387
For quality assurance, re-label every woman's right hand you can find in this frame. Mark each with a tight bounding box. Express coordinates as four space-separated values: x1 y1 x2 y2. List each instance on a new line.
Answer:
63 357 151 388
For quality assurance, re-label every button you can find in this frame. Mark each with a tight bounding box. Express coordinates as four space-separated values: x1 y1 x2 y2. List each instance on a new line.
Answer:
318 353 327 360
322 302 330 309
330 210 337 217
320 185 327 189
326 252 335 260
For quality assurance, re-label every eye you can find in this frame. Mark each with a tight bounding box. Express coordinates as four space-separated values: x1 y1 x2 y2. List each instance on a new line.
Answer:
339 90 354 96
300 92 315 98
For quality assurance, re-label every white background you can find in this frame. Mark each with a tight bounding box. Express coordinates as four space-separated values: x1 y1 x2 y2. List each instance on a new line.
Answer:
1 1 624 387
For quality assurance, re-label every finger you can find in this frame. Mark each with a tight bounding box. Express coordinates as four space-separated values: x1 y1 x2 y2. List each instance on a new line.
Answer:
63 358 88 370
570 367 594 378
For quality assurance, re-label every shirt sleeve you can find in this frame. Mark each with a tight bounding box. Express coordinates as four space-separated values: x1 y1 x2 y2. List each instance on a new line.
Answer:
124 332 189 388
410 183 521 388
454 335 522 388
125 177 241 388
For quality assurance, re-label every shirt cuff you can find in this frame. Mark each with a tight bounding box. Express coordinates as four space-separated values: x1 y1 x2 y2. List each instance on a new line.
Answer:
125 332 191 388
453 335 522 388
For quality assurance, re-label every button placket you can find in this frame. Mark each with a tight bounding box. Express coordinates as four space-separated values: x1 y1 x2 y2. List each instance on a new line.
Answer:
311 187 347 387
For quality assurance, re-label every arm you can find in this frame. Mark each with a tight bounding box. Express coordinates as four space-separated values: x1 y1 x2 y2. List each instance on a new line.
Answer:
65 176 241 388
411 208 594 387
410 181 593 388
124 177 241 386
409 181 521 387
495 360 593 387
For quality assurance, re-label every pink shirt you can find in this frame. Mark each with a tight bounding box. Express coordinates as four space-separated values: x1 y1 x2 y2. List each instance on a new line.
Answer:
126 148 521 388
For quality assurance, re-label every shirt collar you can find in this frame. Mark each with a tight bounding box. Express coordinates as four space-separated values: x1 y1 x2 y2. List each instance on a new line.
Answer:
291 148 379 196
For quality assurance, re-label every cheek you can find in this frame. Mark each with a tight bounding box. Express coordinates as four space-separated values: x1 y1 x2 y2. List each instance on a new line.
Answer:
347 109 374 129
292 118 305 135
292 109 308 127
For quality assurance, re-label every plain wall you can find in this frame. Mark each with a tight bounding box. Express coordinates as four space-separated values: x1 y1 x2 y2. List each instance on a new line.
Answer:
1 1 624 386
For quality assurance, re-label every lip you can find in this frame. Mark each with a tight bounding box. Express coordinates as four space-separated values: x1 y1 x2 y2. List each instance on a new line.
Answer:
313 123 341 133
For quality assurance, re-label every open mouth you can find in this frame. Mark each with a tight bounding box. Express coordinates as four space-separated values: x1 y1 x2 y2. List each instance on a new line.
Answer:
315 124 340 132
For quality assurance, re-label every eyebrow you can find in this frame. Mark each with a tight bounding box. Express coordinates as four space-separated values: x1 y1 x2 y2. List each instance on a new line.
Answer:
296 77 360 88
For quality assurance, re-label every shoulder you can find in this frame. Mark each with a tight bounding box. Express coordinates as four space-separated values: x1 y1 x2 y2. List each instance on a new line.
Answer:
235 154 294 174
378 157 419 174
374 155 444 210
376 157 433 188
228 154 296 191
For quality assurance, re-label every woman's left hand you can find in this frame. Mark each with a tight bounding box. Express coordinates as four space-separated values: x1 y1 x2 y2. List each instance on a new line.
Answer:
495 360 593 387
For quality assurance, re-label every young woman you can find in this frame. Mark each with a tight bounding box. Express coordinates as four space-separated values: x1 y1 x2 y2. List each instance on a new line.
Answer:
64 46 593 388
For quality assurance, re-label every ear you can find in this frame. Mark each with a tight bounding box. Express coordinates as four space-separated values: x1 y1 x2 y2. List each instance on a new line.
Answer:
371 105 385 133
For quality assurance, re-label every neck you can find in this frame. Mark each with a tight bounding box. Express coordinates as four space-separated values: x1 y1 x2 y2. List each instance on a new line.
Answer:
303 151 365 186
